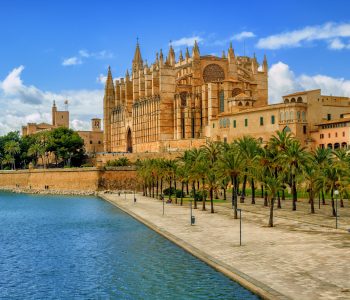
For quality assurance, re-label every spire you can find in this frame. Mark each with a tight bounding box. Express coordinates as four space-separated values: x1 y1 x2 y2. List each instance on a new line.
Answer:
132 39 143 72
251 54 257 74
228 42 235 60
192 40 200 59
167 42 175 66
185 47 190 60
262 54 268 73
159 49 164 65
53 100 56 107
125 69 130 81
222 50 226 59
179 50 184 62
105 66 115 93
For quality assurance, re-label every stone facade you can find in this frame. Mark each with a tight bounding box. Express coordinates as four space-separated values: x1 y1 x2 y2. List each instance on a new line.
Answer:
22 102 103 154
22 101 69 136
103 41 350 153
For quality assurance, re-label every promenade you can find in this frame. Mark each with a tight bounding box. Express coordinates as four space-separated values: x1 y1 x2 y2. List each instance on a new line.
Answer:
100 193 350 300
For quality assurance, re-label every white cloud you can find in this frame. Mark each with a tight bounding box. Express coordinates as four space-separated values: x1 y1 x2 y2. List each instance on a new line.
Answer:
70 119 90 131
62 49 114 66
232 31 256 41
172 36 203 47
96 74 107 84
268 61 350 103
328 38 350 50
257 22 350 50
0 66 103 135
62 56 82 66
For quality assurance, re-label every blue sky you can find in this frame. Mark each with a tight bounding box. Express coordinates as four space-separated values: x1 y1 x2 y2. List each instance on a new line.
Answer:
0 0 350 134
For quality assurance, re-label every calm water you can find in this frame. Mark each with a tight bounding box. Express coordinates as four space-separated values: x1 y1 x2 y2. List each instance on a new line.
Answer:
0 192 258 299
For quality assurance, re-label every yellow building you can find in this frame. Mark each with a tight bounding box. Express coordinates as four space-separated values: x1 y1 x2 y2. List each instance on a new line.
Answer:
22 101 103 154
100 41 350 152
22 101 69 136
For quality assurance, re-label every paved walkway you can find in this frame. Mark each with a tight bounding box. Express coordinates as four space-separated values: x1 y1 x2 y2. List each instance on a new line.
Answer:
100 193 350 300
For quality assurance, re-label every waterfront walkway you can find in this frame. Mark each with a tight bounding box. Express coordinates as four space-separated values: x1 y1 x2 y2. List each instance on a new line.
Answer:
100 193 350 300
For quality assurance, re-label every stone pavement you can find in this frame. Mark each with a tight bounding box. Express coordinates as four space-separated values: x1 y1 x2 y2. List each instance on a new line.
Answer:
100 193 350 300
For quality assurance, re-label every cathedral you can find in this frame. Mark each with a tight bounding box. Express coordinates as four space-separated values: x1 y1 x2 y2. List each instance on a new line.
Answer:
103 41 268 153
103 41 350 154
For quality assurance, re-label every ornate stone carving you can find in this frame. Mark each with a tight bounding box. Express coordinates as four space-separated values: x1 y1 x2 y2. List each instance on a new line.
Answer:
203 64 225 83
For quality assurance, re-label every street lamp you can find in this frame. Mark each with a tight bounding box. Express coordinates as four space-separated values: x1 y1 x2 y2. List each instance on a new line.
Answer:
334 189 339 229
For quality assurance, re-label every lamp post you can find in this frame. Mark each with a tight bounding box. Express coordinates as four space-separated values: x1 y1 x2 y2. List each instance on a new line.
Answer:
162 194 164 216
334 189 339 229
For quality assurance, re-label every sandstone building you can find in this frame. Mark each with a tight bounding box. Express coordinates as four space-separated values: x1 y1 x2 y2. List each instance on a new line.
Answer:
22 101 103 154
103 41 350 153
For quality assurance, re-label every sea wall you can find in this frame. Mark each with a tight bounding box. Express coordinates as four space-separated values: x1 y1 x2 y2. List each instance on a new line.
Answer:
0 167 137 191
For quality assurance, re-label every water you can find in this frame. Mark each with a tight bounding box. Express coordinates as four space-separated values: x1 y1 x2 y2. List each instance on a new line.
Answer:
0 192 259 299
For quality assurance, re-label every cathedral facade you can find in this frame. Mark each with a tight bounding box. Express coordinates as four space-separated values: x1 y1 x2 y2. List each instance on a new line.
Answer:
103 41 268 153
103 41 350 154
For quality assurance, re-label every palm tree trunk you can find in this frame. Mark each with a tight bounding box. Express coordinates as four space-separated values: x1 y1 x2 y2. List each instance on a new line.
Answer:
264 189 268 207
192 181 197 209
241 174 247 203
251 179 255 204
210 188 214 213
310 191 315 214
202 178 206 211
169 178 172 201
186 182 189 195
156 177 159 198
261 184 264 198
160 178 163 196
331 189 336 217
340 197 344 208
269 196 275 227
282 189 285 201
174 179 177 204
231 176 235 209
234 176 238 219
277 191 281 209
292 176 297 211
152 180 155 198
223 187 227 200
181 182 184 206
322 190 325 205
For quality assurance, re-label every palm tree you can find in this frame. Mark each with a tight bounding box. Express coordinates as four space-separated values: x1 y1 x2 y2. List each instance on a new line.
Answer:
303 162 319 214
235 136 260 203
332 148 350 208
219 144 244 219
4 140 20 170
280 139 309 211
313 147 332 205
265 172 283 227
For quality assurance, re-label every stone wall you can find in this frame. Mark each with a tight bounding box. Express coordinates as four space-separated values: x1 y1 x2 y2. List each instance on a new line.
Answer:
0 167 137 192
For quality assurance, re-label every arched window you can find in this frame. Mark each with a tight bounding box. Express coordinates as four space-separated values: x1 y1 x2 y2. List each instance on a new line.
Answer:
245 101 250 106
291 98 296 102
334 143 340 149
341 142 347 148
232 88 242 97
327 143 333 149
280 112 284 121
219 90 225 112
284 98 289 103
180 92 187 106
302 111 306 121
238 101 243 106
297 97 303 102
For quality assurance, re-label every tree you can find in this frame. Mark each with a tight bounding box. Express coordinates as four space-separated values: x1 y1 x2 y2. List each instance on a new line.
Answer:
219 143 244 219
4 140 20 170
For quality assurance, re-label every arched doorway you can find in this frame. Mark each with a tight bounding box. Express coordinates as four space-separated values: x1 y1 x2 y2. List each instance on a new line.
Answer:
126 128 132 153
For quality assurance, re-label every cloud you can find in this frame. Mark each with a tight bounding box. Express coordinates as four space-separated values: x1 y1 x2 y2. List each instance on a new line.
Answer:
257 22 350 50
268 61 350 103
0 66 103 135
96 74 107 84
172 36 203 47
328 38 350 50
62 56 82 66
62 49 114 66
231 31 256 41
70 119 91 131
